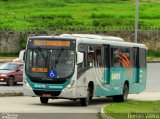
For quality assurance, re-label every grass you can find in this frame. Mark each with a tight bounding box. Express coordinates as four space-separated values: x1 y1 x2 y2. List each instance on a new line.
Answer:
0 53 19 57
148 50 160 58
0 0 159 31
104 100 160 119
147 50 160 62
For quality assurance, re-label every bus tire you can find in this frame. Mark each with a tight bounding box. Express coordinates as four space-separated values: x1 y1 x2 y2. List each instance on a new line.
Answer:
40 97 49 104
80 86 91 106
88 82 94 101
113 83 129 102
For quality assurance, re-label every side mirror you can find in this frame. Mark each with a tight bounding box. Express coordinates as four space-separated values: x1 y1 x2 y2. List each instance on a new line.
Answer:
19 50 25 62
77 52 84 64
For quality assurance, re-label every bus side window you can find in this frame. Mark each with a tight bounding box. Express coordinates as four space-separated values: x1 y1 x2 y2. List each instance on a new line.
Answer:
112 47 131 68
86 45 93 67
95 45 102 67
121 48 131 68
112 48 121 67
87 52 94 67
139 48 146 68
133 48 139 68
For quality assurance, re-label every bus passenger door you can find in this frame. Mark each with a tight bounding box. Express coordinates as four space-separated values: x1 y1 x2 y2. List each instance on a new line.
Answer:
103 45 111 84
110 47 124 95
133 47 140 83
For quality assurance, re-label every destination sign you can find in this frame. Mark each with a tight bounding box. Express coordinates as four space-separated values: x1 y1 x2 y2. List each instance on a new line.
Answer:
31 68 48 72
33 40 71 47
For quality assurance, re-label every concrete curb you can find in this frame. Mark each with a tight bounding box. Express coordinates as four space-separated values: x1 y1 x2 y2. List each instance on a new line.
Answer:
99 105 114 119
0 92 23 97
147 61 160 63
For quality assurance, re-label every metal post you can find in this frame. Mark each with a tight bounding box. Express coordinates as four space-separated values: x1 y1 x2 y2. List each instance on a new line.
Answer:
135 0 139 43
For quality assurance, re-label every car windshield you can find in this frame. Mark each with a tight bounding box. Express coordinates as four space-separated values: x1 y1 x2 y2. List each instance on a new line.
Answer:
0 63 17 70
26 49 75 78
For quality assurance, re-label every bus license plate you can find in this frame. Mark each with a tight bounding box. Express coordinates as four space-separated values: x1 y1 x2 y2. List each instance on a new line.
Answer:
42 94 52 97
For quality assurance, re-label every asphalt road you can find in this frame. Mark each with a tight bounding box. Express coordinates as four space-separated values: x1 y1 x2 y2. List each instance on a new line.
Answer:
0 96 110 119
0 63 159 119
0 82 23 93
145 63 160 92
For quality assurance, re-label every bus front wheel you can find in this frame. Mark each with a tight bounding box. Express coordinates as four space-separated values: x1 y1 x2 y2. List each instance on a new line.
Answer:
40 97 49 104
80 86 91 106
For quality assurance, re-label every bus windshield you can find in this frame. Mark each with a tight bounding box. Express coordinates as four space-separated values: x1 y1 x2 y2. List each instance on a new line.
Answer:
26 49 75 78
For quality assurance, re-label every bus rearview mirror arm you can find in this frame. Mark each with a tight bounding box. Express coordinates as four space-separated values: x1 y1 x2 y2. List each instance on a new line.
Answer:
19 50 25 62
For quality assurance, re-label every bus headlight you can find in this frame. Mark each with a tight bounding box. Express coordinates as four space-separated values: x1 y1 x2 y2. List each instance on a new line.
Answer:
66 81 75 89
24 80 32 89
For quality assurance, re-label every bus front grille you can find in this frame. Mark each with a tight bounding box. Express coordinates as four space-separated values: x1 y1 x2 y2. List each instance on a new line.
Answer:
33 90 61 97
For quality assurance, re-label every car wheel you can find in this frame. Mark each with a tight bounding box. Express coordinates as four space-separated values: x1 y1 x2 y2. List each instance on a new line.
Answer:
14 82 17 85
7 77 15 86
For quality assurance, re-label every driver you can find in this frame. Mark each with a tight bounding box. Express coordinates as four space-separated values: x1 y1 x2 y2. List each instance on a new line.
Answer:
37 55 45 67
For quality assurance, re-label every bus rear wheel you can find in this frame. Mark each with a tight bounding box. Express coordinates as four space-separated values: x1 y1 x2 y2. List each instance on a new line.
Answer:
40 97 49 104
113 83 129 102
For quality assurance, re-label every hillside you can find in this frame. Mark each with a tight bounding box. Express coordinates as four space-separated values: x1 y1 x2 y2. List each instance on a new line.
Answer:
0 0 159 31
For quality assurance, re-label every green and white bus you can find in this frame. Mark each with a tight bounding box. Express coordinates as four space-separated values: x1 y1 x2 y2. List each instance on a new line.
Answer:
22 34 147 106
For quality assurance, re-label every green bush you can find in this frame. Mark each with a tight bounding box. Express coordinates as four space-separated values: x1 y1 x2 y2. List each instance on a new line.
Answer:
19 34 26 50
148 49 160 57
0 53 19 57
90 13 114 18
